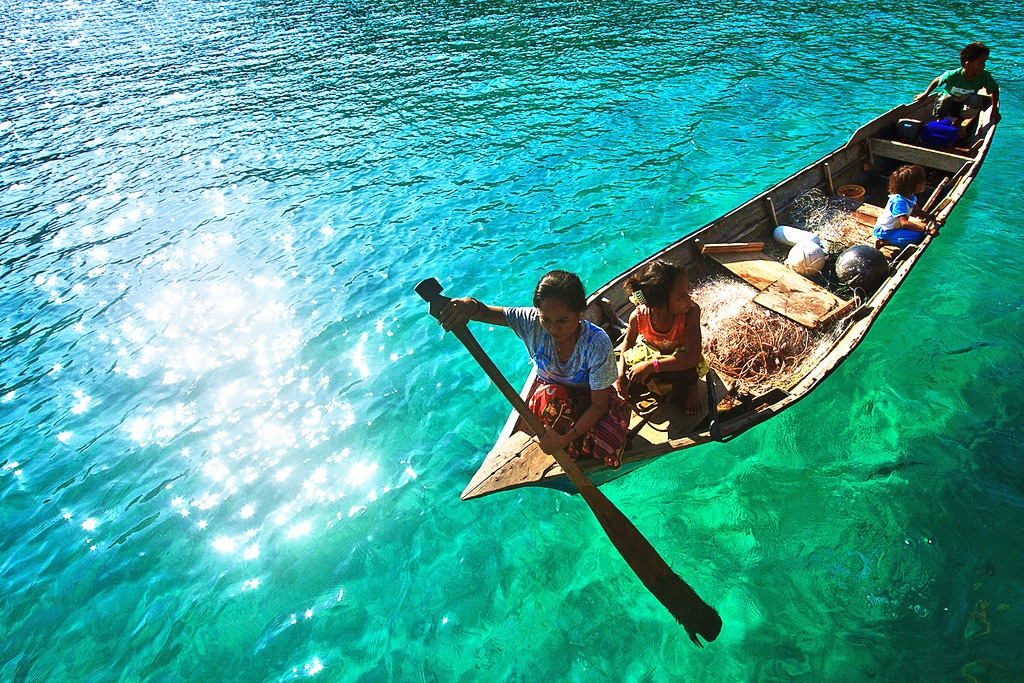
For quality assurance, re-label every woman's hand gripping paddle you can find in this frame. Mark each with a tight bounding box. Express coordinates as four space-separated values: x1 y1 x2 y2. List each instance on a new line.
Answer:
416 277 722 647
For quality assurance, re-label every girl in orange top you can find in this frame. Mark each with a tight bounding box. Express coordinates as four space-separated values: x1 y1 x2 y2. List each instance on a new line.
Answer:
616 259 707 414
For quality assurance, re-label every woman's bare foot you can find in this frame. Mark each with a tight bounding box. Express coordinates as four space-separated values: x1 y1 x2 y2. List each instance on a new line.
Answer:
873 238 891 250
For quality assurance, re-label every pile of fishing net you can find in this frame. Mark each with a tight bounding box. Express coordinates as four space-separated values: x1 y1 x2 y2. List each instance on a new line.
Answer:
693 279 824 391
790 188 866 255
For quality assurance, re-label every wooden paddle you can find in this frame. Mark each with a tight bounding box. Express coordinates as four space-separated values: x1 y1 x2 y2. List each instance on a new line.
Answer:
416 277 722 647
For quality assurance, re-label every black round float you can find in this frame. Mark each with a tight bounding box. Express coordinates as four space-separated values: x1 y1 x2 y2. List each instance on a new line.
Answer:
835 245 889 293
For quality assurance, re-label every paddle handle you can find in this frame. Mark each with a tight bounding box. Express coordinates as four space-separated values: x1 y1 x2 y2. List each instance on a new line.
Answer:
920 159 971 224
414 279 548 436
919 177 948 218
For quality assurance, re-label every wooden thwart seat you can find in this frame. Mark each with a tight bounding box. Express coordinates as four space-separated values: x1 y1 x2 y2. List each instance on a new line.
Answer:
869 138 970 173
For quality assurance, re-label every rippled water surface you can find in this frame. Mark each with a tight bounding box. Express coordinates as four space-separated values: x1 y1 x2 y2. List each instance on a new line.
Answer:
2 0 1023 680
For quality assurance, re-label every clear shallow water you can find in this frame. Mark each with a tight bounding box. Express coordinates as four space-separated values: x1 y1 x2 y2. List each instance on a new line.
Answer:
1 0 1022 680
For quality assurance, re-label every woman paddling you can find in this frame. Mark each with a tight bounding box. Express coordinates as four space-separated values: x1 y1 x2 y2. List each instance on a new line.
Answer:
437 270 630 468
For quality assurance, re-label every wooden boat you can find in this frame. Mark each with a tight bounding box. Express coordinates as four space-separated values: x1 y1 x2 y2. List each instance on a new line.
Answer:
462 96 998 500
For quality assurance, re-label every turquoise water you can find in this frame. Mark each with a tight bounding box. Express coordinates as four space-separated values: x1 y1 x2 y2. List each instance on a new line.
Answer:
2 0 1022 680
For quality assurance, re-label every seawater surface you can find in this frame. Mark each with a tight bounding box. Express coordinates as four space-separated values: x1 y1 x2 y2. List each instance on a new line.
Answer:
1 0 1022 680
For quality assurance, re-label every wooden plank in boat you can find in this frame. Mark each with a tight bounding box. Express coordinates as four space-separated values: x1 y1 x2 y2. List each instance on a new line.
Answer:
710 251 846 328
869 138 969 173
628 372 728 444
711 251 791 290
701 242 765 255
853 202 882 220
753 272 841 328
849 202 882 243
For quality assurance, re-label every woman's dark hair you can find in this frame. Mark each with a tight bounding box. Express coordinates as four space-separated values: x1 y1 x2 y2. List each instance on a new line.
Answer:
960 42 990 65
533 270 587 312
625 259 686 307
888 164 926 196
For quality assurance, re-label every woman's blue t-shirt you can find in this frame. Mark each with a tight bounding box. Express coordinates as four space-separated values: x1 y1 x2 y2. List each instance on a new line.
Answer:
503 307 617 390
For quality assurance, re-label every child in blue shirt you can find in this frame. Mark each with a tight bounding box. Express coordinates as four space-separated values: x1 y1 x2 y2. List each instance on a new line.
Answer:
873 165 937 249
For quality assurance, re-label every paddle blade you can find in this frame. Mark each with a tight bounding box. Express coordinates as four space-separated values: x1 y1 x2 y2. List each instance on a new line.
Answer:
569 461 722 647
415 277 452 323
652 571 723 647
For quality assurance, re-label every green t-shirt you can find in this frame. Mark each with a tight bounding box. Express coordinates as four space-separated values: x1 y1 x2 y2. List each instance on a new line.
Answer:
937 68 999 101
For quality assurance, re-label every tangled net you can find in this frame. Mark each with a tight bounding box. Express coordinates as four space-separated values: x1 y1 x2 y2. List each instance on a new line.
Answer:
693 279 823 392
789 189 865 254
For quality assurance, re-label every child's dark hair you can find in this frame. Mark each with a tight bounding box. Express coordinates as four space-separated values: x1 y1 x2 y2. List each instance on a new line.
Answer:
625 259 687 307
960 42 990 65
889 165 926 197
533 270 587 312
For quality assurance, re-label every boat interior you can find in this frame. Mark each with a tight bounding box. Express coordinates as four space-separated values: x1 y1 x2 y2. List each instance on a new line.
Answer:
588 97 995 427
463 96 995 499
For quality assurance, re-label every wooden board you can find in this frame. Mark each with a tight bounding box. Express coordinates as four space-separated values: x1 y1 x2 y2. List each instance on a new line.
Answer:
753 272 842 328
848 202 881 243
869 138 970 173
629 371 728 442
853 202 882 219
710 251 847 328
712 251 792 290
701 242 765 255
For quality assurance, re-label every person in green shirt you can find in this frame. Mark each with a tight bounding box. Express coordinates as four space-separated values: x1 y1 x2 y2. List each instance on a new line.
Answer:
915 42 1001 136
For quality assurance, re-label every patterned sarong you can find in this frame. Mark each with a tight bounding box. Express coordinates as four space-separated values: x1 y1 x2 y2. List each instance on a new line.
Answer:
527 379 629 467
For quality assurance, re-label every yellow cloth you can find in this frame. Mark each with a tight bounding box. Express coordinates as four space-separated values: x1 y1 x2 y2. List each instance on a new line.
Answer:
622 338 708 396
